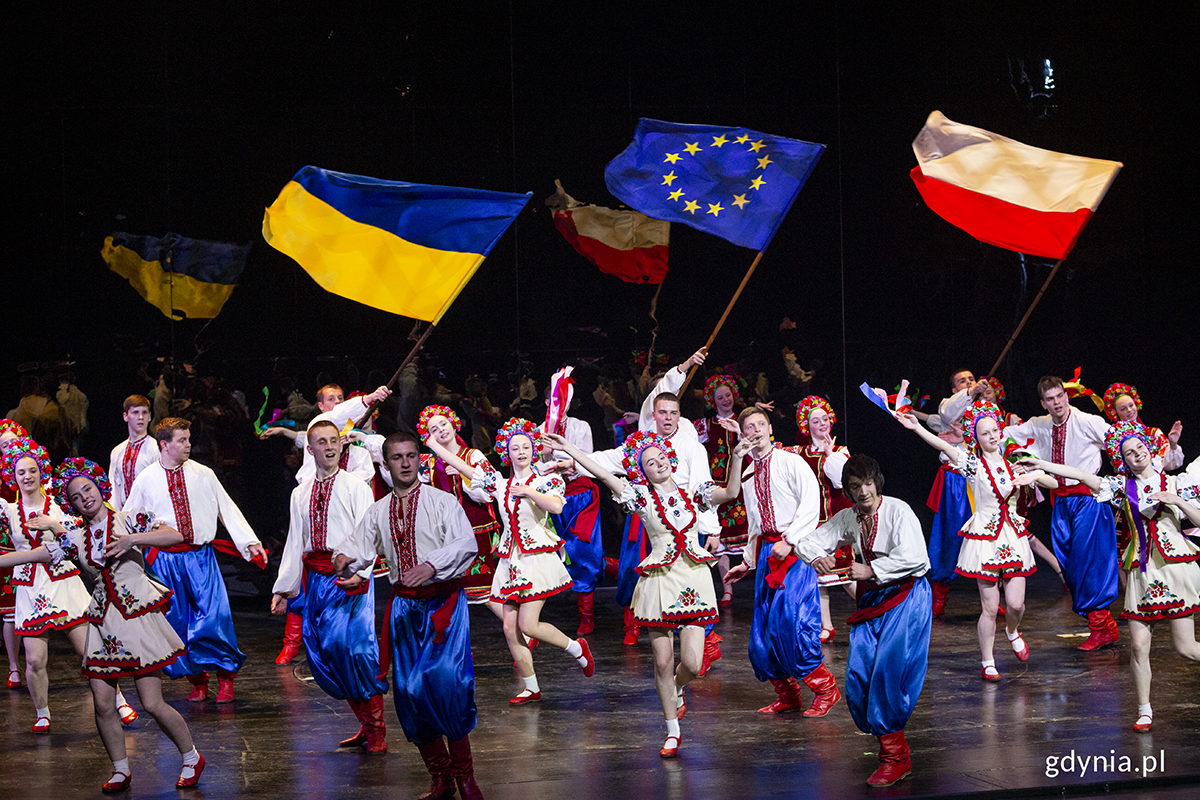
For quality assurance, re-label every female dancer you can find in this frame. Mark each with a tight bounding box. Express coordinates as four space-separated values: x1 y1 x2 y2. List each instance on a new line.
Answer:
1102 383 1184 470
693 375 749 606
1 420 28 687
897 401 1057 680
427 418 594 705
1024 421 1200 731
417 405 502 608
791 396 855 642
977 378 1065 590
546 429 746 757
1 438 137 731
0 458 204 791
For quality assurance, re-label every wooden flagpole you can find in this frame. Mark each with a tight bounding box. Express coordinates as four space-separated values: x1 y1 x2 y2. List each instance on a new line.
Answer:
679 249 765 395
354 322 436 428
986 257 1064 377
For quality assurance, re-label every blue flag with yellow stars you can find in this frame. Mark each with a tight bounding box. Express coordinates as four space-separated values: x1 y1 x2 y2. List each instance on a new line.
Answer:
605 119 825 250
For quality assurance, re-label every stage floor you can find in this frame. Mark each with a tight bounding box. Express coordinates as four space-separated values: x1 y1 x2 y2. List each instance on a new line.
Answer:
2 566 1198 799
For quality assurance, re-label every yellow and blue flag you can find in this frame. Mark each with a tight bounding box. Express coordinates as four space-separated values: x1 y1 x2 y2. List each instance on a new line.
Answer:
102 232 250 320
263 167 531 323
605 119 825 251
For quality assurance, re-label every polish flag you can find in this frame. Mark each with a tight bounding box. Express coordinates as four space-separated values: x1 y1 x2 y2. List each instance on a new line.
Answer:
548 180 669 284
910 111 1122 259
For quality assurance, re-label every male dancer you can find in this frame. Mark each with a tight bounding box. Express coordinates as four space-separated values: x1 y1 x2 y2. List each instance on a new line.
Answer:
335 433 483 800
271 421 386 750
108 394 159 512
724 407 840 716
787 454 931 787
1007 376 1119 650
124 418 266 702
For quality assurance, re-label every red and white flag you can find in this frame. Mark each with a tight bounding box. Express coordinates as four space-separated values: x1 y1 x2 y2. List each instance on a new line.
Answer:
910 111 1122 259
548 181 669 284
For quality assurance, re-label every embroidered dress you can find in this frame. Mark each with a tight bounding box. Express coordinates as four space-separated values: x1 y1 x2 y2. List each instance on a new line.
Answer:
467 466 572 604
1095 474 1200 621
54 511 184 679
0 504 16 623
949 450 1036 582
617 482 719 627
420 447 501 604
695 415 749 554
4 494 90 635
790 444 854 587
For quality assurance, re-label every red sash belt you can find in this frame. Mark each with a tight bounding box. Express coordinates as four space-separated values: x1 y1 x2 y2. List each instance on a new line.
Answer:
564 477 600 543
846 576 916 625
926 464 953 513
377 579 462 681
757 532 795 589
1049 482 1092 504
303 550 369 595
144 540 204 566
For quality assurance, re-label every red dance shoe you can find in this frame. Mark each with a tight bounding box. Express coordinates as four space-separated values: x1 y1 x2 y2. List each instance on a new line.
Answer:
757 678 803 714
509 689 541 705
117 702 138 725
31 715 51 734
176 754 205 788
981 665 1001 682
1010 633 1029 662
7 670 21 688
801 664 841 717
676 687 687 720
867 730 912 786
576 638 595 678
1078 610 1119 651
718 591 733 608
659 732 681 758
186 671 209 702
819 627 835 643
216 670 236 704
1133 714 1153 732
275 612 303 665
101 771 131 793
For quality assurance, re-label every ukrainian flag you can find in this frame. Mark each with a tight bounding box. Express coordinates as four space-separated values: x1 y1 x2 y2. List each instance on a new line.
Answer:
102 232 250 320
263 167 531 323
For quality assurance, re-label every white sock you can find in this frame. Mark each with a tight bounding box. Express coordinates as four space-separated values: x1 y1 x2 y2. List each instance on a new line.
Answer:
1137 703 1152 718
111 758 129 775
36 705 50 719
115 690 128 708
182 747 201 767
1006 629 1021 641
665 718 680 738
522 674 540 693
981 660 995 669
565 639 583 658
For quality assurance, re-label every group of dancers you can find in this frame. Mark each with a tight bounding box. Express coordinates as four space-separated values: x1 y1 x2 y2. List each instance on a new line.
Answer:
1 354 1198 795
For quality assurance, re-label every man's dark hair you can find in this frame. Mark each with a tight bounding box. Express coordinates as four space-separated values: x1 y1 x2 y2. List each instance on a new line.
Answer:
1036 376 1064 399
949 368 974 390
841 453 884 493
653 392 680 410
154 417 191 445
382 431 420 460
738 405 769 428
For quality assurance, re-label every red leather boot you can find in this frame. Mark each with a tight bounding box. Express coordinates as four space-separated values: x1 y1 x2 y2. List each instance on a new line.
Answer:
930 581 949 617
800 663 841 717
340 698 368 748
622 607 641 647
867 730 912 786
216 669 236 704
757 677 803 713
448 735 484 800
186 671 209 702
698 630 723 676
275 612 303 665
416 738 455 800
1078 609 1119 651
362 694 387 752
576 592 595 636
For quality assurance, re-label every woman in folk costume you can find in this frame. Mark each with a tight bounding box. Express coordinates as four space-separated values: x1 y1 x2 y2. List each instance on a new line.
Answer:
897 401 1058 681
427 418 595 705
545 428 745 758
0 459 204 791
417 405 502 609
789 396 856 642
1 419 29 687
977 377 1066 591
1024 421 1200 732
693 374 749 607
0 438 138 732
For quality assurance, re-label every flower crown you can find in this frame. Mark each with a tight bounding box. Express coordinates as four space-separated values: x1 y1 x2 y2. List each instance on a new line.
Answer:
796 395 836 436
1104 420 1153 474
0 418 30 441
50 457 112 513
962 399 1005 448
702 374 740 411
417 405 462 441
0 437 52 491
1103 383 1141 423
978 376 1005 404
621 430 678 485
494 417 542 466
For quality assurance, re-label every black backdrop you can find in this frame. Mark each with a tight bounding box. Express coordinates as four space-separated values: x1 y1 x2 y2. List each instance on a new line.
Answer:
9 4 1197 513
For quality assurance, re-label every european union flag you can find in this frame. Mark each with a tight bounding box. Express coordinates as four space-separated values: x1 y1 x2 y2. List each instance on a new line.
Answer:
605 119 825 250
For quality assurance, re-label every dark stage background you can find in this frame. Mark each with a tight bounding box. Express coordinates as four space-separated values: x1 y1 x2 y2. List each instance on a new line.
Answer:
8 4 1197 514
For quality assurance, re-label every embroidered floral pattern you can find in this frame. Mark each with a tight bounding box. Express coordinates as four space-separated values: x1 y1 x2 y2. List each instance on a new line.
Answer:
669 587 701 609
99 634 132 658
